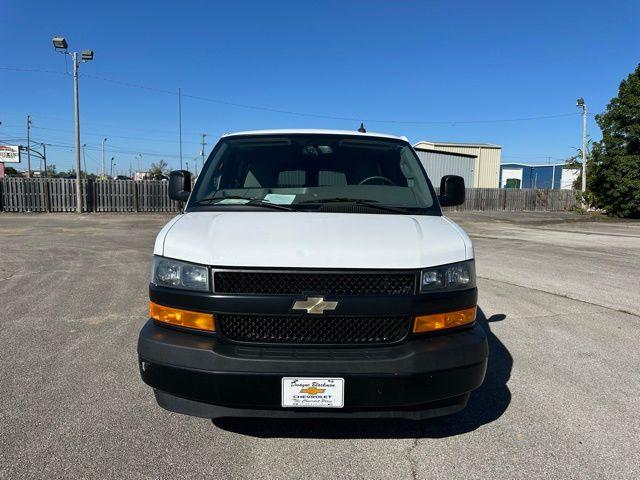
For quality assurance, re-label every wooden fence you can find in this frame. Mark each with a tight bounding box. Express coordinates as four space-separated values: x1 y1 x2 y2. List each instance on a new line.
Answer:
0 178 90 213
437 187 576 212
0 178 576 213
0 178 180 213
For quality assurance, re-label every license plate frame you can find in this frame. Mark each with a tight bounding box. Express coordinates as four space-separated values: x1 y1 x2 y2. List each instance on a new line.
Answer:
281 377 344 408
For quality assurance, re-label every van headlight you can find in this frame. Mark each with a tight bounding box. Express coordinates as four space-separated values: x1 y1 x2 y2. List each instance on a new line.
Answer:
151 256 210 292
420 260 476 293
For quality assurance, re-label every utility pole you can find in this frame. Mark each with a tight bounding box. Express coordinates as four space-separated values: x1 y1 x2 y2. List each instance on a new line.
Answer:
101 138 107 178
178 87 183 170
110 157 115 178
576 98 588 206
549 157 555 190
26 114 31 178
82 144 87 179
42 143 47 177
200 133 207 174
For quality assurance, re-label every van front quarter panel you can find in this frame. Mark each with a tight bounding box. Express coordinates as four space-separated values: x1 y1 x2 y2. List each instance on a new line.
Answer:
138 129 488 420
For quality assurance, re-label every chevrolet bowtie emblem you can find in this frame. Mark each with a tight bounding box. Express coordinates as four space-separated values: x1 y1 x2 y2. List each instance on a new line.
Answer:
300 386 326 395
292 297 338 315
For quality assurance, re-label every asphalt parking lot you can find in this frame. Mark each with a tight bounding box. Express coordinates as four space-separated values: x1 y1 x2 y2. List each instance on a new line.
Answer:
1 211 639 479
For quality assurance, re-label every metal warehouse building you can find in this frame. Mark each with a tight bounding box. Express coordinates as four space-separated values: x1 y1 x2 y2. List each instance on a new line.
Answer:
500 163 579 190
413 148 476 189
413 141 501 188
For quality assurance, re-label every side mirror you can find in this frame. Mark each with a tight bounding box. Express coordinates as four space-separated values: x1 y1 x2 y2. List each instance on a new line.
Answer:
169 170 191 202
439 175 465 207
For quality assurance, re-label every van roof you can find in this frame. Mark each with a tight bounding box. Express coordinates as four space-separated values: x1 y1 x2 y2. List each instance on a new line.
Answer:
221 129 408 141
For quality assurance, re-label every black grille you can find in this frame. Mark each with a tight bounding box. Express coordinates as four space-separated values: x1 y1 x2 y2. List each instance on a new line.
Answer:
214 271 416 296
218 314 411 345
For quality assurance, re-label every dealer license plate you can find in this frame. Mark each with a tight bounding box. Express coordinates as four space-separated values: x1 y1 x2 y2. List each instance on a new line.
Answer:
281 377 344 408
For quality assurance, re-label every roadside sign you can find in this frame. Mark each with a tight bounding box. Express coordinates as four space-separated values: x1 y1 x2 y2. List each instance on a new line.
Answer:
0 145 21 163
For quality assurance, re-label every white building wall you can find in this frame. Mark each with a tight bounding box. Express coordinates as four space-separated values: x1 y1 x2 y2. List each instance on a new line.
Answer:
561 168 579 190
501 167 523 188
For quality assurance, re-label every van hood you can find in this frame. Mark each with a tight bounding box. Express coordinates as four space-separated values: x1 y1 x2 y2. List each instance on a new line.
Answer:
156 211 472 269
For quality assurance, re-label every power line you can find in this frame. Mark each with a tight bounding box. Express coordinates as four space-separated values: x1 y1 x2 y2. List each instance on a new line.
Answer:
92 73 580 125
0 66 68 76
82 72 176 96
29 125 203 145
185 92 579 125
26 128 198 163
2 64 581 126
35 138 196 159
28 113 209 137
0 137 28 142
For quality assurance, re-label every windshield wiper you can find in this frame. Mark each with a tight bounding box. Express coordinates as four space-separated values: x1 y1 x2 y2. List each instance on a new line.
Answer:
243 199 297 211
298 197 409 214
194 195 297 211
194 194 252 204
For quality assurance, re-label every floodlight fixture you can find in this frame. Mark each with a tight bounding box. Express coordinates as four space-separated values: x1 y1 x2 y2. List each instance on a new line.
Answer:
81 50 94 62
52 37 68 51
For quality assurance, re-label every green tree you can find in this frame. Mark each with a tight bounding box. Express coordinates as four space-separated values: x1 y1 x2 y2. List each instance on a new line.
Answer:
148 160 169 180
589 64 640 217
62 168 77 178
564 140 593 191
45 164 58 177
3 166 20 176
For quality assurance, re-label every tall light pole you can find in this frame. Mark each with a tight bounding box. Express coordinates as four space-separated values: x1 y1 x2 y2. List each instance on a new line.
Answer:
576 98 588 200
111 157 115 178
52 37 94 213
101 138 107 178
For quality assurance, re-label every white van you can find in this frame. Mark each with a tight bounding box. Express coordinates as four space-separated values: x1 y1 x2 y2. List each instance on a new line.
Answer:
138 129 488 419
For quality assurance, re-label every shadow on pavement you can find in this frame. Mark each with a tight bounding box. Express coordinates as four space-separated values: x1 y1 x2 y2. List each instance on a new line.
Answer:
213 308 512 439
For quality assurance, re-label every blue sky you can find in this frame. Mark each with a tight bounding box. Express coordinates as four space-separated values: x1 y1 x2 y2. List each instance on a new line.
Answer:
1 0 639 174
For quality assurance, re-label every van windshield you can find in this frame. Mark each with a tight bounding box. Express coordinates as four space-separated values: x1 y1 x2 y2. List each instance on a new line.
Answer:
188 134 440 215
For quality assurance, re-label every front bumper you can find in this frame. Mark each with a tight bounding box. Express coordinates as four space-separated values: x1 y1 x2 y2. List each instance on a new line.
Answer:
138 319 488 419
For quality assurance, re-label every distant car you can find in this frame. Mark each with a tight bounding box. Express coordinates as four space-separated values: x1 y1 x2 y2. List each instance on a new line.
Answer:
114 175 132 181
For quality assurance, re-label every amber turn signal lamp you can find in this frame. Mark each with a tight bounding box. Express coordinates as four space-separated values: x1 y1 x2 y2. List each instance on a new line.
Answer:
149 301 215 332
413 306 477 333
